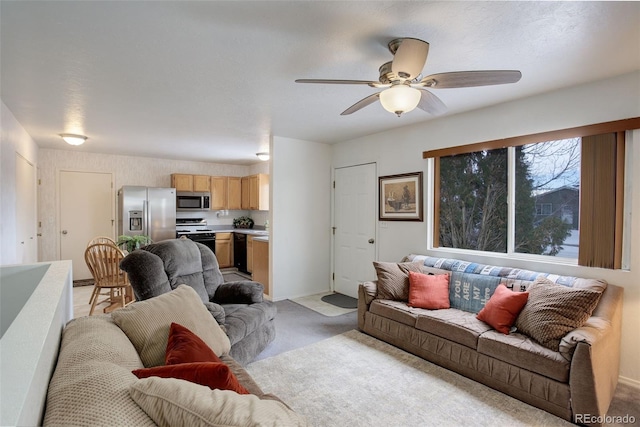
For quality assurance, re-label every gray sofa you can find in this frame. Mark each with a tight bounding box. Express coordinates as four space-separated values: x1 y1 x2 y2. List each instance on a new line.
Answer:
358 255 623 426
120 238 276 365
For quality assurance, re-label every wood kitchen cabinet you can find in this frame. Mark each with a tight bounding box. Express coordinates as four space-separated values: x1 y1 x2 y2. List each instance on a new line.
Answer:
193 175 211 192
246 235 254 273
171 174 193 192
242 173 269 211
210 176 228 210
228 177 242 210
171 174 210 192
241 177 250 210
215 232 233 268
252 239 270 297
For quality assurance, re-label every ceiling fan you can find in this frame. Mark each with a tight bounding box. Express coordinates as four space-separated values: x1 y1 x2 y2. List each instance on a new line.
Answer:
295 38 522 117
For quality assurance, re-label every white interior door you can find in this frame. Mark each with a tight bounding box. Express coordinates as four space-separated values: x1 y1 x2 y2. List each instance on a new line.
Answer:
59 171 114 280
16 154 37 263
333 163 377 298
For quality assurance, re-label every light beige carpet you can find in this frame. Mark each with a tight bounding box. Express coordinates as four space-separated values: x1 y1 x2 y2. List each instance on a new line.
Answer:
291 292 357 317
246 329 573 427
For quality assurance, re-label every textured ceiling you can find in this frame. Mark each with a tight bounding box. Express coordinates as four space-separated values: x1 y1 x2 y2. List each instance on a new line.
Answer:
1 1 639 165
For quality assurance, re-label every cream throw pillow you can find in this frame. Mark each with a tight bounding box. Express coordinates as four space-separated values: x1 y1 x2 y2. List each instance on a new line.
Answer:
130 377 309 427
112 285 231 367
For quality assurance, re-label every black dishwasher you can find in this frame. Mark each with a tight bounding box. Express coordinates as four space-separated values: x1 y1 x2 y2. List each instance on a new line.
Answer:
234 233 247 273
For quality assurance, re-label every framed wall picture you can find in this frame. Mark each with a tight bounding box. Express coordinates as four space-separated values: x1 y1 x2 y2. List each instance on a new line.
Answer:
379 172 423 221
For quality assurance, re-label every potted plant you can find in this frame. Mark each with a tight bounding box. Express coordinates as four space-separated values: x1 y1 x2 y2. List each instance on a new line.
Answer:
116 235 151 253
233 216 254 229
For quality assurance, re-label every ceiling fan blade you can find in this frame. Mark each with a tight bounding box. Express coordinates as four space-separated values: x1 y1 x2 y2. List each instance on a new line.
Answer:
391 38 429 80
295 79 379 86
341 93 380 115
419 70 522 88
417 89 447 115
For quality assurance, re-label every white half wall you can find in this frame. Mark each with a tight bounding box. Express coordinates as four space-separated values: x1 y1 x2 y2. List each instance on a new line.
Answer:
271 136 331 300
331 71 640 383
1 101 39 266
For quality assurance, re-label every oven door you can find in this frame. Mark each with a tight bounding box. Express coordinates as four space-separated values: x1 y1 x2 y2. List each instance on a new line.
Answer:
187 235 216 254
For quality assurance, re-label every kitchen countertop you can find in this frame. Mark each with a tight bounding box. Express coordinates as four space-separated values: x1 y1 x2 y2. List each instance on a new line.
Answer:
208 227 269 237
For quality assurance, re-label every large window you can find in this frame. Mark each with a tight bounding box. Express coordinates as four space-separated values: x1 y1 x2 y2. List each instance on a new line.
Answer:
426 118 639 269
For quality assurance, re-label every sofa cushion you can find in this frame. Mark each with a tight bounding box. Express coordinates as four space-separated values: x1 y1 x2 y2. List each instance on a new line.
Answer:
415 309 493 349
112 285 231 367
165 322 223 365
43 315 155 426
373 261 424 301
223 301 278 346
477 330 570 383
130 377 309 427
476 284 529 334
369 299 421 327
408 271 450 310
132 362 250 395
515 278 602 351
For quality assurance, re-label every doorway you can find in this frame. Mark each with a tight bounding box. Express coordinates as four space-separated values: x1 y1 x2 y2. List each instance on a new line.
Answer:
333 163 377 298
59 170 114 280
16 153 37 263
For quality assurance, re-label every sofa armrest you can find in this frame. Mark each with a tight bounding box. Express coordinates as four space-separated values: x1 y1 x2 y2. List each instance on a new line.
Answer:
204 301 226 325
568 284 623 426
358 281 378 330
213 281 264 304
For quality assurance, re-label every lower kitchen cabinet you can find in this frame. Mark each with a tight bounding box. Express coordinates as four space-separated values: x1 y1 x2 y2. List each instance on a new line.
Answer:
252 239 270 298
215 233 232 268
246 235 254 273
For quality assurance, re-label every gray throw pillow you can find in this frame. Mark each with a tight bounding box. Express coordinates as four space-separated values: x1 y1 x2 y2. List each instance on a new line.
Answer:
373 261 424 301
515 277 602 351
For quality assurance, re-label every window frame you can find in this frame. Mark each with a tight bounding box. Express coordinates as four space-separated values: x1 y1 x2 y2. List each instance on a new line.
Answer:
425 117 640 269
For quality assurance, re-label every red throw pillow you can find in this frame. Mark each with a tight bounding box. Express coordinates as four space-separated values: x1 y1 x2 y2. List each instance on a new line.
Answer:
477 284 529 334
165 322 222 365
132 362 250 394
407 271 450 309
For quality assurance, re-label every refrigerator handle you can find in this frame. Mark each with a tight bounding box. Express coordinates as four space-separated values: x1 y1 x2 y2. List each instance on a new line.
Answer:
143 200 149 236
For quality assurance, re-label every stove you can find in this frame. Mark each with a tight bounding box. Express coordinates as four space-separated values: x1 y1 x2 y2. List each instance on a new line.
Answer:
176 218 216 252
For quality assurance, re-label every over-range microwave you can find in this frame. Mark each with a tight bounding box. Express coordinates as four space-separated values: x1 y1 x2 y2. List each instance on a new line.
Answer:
176 192 210 211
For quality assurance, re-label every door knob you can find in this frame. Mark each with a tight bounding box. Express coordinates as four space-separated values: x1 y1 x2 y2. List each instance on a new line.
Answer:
62 230 68 235
368 238 375 244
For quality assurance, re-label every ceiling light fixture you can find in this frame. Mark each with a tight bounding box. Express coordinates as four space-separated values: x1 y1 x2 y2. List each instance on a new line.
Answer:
256 152 270 161
60 133 88 146
379 85 421 117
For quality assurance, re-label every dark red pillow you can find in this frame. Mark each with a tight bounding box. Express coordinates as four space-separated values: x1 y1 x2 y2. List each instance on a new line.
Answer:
407 271 450 309
165 322 222 365
477 284 529 334
132 362 250 394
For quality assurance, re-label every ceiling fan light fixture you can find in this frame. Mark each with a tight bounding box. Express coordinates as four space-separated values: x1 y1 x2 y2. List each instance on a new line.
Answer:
256 152 270 161
379 85 421 117
60 133 88 146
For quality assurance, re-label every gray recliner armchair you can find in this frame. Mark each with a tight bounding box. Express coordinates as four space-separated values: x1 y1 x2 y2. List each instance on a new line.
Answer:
119 238 276 365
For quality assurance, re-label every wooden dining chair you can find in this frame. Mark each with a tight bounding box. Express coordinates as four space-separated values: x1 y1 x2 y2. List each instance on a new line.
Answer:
86 236 118 305
84 243 133 315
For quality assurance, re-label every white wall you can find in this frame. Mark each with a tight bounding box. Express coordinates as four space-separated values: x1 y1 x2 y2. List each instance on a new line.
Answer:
332 71 640 384
1 101 39 266
271 136 332 300
37 149 253 262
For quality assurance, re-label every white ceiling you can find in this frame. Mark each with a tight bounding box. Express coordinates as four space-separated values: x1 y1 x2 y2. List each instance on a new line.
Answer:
2 1 639 165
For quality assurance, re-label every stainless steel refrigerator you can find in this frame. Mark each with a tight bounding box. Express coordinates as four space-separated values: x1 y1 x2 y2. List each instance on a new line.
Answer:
117 186 176 243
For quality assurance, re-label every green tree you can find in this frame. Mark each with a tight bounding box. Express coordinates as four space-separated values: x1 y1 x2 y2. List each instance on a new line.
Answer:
439 146 572 255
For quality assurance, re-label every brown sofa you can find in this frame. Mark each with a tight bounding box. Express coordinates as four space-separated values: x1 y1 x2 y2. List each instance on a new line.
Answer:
358 255 623 426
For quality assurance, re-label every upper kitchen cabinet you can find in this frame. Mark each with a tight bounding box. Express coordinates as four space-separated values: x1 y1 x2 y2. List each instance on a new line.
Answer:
210 176 228 210
171 174 210 192
228 177 242 210
171 174 193 192
193 175 211 192
242 173 269 211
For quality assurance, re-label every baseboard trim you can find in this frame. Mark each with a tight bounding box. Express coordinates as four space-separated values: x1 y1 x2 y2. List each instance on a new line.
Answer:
618 375 640 389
